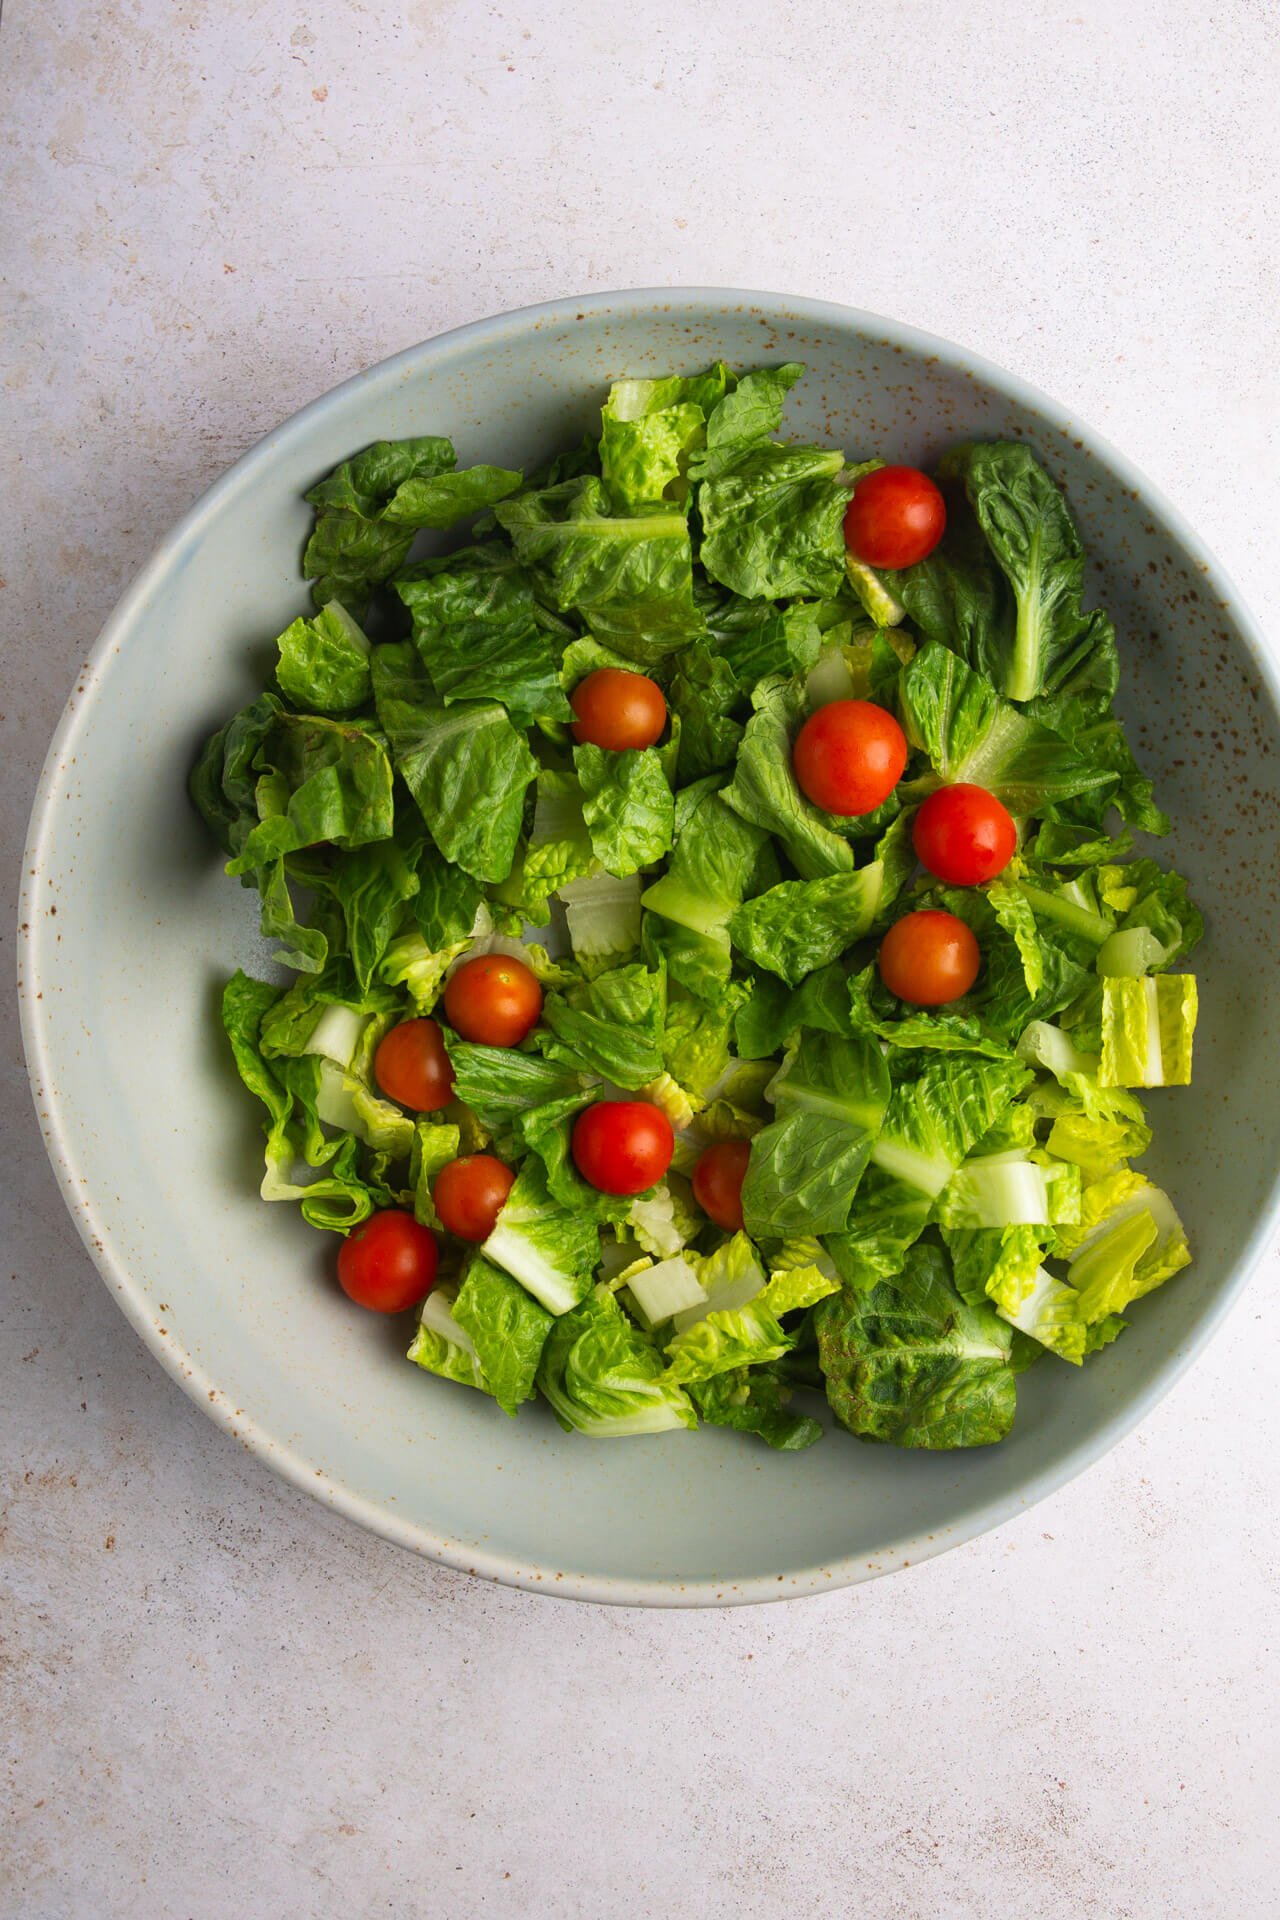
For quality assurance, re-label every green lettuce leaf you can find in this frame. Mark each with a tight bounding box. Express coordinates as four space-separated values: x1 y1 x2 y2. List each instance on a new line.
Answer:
668 645 744 784
728 866 884 986
721 676 856 878
538 965 667 1090
537 1287 697 1435
742 1031 891 1238
453 1253 554 1416
395 544 572 724
599 365 732 510
304 436 521 607
573 744 674 877
933 441 1118 705
445 1041 583 1132
688 1367 823 1451
827 1053 1031 1287
896 641 1117 814
274 601 372 715
370 641 535 883
495 476 701 663
816 1240 1017 1448
699 442 854 600
408 1287 491 1394
480 1158 600 1317
641 788 769 999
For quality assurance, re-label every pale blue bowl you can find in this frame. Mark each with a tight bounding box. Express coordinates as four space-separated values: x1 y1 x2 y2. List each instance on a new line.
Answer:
20 290 1280 1604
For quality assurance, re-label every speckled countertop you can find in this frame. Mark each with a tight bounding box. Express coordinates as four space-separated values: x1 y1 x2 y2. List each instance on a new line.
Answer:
4 3 1280 1915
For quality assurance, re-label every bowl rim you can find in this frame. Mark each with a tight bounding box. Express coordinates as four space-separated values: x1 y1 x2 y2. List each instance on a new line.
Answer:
19 285 1280 1607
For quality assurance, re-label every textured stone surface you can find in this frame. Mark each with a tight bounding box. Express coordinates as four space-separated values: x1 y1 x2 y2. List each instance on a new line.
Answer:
3 2 1279 1915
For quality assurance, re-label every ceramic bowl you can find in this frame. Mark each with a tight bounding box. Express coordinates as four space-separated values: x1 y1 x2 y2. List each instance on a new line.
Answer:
20 290 1280 1605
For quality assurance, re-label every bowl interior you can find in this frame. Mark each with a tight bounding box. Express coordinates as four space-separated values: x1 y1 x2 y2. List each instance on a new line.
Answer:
22 293 1280 1602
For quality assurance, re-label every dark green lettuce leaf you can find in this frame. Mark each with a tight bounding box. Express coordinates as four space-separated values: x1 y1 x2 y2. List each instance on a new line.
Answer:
370 642 535 883
445 1041 584 1132
667 645 744 783
698 442 853 601
734 963 859 1059
304 436 521 608
816 1240 1016 1448
395 544 572 725
728 867 884 987
689 1365 824 1451
495 476 702 663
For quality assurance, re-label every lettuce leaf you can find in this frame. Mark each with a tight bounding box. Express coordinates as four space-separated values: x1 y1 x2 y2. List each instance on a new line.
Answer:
274 601 372 715
538 964 667 1090
641 788 769 999
1100 975 1198 1087
480 1158 600 1317
370 641 535 883
573 744 674 877
395 544 572 724
721 676 856 878
741 1031 891 1238
537 1287 697 1436
452 1254 554 1415
304 436 521 607
816 1241 1017 1448
728 866 884 986
495 476 701 663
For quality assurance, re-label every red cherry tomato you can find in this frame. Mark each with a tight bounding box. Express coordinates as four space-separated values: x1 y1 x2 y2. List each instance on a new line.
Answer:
337 1209 438 1313
692 1140 751 1232
878 909 981 1006
844 465 946 570
444 954 543 1048
792 699 908 817
571 669 667 751
571 1100 674 1197
913 784 1018 887
373 1018 455 1112
433 1154 515 1244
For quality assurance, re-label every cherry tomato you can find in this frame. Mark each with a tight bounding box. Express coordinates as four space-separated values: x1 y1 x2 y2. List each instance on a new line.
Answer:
878 909 981 1006
692 1140 751 1232
844 465 946 570
444 954 543 1048
913 784 1018 887
337 1209 438 1313
571 668 667 751
373 1017 454 1112
792 699 908 817
571 1100 674 1197
433 1154 515 1243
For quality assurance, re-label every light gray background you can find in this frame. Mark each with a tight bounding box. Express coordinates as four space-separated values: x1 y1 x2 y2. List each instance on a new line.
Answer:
4 3 1279 1916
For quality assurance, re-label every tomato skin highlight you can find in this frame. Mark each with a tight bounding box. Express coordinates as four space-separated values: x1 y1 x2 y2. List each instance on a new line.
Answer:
844 465 946 569
792 700 908 817
571 1100 674 1197
444 954 543 1048
571 668 667 751
913 784 1018 886
692 1140 751 1232
337 1210 439 1313
433 1154 515 1244
878 909 981 1007
373 1017 455 1112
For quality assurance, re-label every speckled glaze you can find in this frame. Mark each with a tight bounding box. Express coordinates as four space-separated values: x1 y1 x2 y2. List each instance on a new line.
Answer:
18 290 1280 1606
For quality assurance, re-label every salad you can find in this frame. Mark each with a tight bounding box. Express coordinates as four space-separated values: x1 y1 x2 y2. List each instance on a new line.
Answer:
191 362 1201 1452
